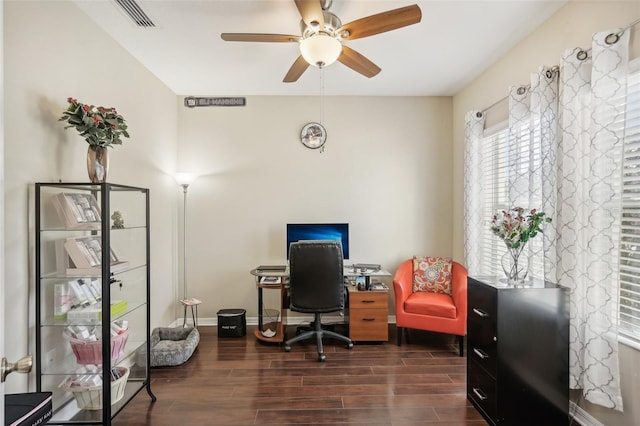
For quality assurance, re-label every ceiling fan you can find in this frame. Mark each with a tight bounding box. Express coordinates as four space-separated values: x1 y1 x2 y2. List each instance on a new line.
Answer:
220 0 422 83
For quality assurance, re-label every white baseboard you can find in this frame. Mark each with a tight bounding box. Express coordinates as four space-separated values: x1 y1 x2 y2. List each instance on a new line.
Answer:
170 315 398 328
569 401 605 426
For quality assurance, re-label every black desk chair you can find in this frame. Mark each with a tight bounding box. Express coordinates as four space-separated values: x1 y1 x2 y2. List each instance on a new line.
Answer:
284 241 353 361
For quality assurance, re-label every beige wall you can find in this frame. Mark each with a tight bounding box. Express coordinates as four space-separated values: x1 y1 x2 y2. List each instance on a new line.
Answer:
3 1 179 393
177 95 454 319
3 0 456 395
6 1 636 423
452 1 640 425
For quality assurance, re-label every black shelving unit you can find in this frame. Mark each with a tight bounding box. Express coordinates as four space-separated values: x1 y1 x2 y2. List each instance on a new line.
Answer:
35 182 155 424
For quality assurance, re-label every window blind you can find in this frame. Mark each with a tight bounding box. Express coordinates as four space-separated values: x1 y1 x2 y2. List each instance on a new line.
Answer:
479 120 546 280
620 61 640 340
480 123 509 277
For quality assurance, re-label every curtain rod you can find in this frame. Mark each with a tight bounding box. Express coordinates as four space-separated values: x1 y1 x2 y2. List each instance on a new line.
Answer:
477 16 640 116
621 16 640 36
478 65 560 117
577 16 640 58
477 95 507 117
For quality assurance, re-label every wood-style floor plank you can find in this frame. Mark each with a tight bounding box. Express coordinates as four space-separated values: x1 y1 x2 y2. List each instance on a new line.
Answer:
112 326 487 425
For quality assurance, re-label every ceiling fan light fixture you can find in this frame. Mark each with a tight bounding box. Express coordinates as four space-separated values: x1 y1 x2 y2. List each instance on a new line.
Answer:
299 34 342 68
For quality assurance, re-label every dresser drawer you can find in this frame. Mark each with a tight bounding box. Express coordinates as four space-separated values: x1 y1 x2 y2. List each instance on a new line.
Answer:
349 308 388 341
468 278 497 316
468 313 497 374
349 290 387 310
468 340 497 378
468 313 496 345
467 360 498 423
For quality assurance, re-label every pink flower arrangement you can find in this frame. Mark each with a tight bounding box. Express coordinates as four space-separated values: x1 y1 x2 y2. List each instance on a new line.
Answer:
59 97 129 147
490 207 551 249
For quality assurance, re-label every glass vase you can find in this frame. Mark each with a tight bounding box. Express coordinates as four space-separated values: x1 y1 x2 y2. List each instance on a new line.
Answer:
501 246 529 284
87 145 109 183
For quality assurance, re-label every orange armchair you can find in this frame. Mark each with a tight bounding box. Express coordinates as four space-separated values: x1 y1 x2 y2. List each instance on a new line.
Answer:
393 259 468 356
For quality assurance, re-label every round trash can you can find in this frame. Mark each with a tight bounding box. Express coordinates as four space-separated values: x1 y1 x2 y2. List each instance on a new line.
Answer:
261 309 280 338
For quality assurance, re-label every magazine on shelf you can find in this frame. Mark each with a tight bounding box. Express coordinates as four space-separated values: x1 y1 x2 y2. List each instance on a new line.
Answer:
57 236 128 275
259 276 281 285
369 282 389 291
52 192 101 229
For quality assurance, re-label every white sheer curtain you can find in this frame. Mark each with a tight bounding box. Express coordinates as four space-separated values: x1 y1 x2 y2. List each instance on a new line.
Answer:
463 27 630 410
557 29 629 411
507 67 559 281
463 111 485 276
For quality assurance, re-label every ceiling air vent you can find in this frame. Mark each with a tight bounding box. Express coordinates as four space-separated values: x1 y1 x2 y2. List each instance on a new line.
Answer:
114 0 155 28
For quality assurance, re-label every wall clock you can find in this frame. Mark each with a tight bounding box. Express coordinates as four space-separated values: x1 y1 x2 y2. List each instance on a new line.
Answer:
300 122 327 149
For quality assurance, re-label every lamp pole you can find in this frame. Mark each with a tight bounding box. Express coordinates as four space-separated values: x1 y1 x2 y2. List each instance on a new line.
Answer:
175 172 198 305
181 183 189 300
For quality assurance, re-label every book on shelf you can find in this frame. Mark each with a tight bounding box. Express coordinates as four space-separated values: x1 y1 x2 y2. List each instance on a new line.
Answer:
52 192 101 229
66 300 128 321
57 237 129 275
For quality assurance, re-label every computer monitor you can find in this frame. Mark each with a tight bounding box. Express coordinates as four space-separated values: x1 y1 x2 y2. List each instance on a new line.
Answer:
286 223 349 260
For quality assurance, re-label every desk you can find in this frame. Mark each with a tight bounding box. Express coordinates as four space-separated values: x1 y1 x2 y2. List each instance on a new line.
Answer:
250 265 391 343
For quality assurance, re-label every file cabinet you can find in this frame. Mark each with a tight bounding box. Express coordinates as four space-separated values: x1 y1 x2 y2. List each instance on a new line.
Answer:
347 286 389 341
467 276 569 425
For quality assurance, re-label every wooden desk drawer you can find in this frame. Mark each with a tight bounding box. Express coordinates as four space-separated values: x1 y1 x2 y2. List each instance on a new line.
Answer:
349 291 387 310
349 308 388 341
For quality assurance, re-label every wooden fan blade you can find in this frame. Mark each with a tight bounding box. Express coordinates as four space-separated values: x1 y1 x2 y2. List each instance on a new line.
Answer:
338 46 381 78
337 4 422 40
221 33 300 43
283 55 311 83
295 0 324 29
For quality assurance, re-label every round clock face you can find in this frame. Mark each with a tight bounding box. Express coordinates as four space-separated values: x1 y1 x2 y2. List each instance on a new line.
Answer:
300 122 327 149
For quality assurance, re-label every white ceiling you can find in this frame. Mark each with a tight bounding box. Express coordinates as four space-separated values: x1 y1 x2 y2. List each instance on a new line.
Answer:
74 0 566 96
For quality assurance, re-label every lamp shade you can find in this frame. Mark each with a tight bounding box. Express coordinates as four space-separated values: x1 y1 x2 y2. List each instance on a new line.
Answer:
299 34 342 68
175 172 198 187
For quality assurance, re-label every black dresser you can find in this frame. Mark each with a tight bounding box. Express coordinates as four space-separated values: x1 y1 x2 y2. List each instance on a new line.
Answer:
467 276 569 425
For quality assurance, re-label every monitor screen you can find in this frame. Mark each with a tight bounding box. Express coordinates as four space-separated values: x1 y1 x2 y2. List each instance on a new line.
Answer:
286 223 349 260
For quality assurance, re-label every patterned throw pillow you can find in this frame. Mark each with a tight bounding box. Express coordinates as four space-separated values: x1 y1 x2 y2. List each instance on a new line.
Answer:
412 256 453 295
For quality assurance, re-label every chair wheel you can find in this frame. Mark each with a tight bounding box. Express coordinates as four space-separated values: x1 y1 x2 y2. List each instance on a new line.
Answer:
318 353 326 362
285 345 291 352
347 342 353 350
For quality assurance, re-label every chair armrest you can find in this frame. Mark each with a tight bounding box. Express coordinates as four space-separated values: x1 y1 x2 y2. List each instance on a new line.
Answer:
451 261 468 322
393 259 414 315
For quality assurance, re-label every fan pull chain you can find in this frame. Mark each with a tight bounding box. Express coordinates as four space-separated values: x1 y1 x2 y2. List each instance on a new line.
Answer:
320 68 325 153
320 67 325 126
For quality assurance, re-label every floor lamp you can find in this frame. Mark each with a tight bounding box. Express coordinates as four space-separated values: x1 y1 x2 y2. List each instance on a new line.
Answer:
175 172 201 328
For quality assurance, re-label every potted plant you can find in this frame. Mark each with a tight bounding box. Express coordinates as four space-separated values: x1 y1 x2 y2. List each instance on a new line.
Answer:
59 97 129 183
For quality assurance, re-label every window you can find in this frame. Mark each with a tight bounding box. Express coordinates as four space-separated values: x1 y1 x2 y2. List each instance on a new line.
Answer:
479 122 509 277
478 121 546 279
620 59 640 340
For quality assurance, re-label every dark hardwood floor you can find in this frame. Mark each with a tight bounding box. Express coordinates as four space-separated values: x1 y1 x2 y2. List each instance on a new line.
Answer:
112 325 487 425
